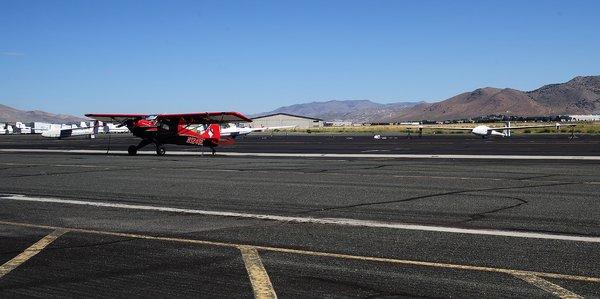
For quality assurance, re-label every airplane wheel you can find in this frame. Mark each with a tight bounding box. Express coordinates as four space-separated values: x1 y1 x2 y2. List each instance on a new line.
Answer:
128 145 137 156
156 145 166 156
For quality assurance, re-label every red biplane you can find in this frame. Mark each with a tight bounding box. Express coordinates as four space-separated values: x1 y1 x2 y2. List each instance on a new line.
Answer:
85 112 252 156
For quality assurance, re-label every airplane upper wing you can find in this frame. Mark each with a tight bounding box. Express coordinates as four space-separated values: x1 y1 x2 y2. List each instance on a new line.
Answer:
85 114 146 123
487 123 576 131
86 112 252 124
416 126 474 131
157 112 252 124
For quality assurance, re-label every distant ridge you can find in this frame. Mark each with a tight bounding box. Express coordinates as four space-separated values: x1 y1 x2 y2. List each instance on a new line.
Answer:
398 75 600 121
254 100 423 123
0 104 86 123
256 76 600 122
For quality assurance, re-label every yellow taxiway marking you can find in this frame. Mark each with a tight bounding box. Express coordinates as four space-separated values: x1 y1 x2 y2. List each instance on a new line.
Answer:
0 229 67 279
239 246 278 299
0 220 599 285
514 274 583 299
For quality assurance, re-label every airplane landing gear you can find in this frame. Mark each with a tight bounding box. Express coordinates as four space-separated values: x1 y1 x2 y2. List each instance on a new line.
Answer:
128 145 138 156
156 145 166 156
210 147 216 156
128 139 161 156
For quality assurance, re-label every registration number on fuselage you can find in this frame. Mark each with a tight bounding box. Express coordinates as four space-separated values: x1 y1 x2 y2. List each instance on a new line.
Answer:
186 136 204 145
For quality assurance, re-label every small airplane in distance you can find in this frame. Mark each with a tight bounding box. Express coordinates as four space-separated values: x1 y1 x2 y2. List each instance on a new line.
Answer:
415 122 577 138
85 112 252 156
219 123 296 138
42 122 105 139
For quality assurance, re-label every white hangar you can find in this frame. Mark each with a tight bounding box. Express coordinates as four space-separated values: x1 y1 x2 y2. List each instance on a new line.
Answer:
250 113 324 129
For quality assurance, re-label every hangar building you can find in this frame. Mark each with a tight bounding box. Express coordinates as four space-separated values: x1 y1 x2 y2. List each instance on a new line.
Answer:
250 113 324 129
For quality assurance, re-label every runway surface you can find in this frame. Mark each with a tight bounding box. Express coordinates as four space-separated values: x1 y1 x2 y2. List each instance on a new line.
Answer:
1 133 599 155
0 147 599 297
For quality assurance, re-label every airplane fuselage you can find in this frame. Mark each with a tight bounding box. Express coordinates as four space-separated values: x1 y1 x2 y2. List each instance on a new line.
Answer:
127 119 219 148
471 125 506 137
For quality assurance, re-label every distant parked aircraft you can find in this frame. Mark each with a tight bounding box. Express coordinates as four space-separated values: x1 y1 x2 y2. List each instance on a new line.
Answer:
42 121 130 138
15 122 32 134
42 122 105 139
416 122 576 138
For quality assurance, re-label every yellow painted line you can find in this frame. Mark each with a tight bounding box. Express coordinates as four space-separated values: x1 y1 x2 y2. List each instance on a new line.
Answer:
249 244 600 284
0 220 599 284
0 229 67 279
514 274 583 299
239 246 278 299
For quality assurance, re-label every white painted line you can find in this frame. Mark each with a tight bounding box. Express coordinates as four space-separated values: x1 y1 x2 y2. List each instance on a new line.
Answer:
2 194 599 243
1 148 600 160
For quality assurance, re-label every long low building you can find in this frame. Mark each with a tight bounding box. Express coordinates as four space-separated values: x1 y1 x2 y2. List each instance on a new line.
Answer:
250 113 324 129
569 115 600 121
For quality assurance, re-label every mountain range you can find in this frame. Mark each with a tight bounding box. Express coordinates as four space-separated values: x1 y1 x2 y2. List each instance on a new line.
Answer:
257 76 600 122
2 75 599 124
0 104 86 123
254 100 423 123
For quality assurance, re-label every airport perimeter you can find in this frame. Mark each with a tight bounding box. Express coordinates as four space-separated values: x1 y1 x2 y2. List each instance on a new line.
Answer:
1 134 599 297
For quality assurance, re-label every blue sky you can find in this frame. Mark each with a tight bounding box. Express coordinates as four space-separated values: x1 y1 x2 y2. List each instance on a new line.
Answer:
1 0 599 116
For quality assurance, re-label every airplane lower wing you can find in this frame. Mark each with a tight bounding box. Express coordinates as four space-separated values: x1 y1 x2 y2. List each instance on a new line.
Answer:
220 125 297 137
248 125 297 132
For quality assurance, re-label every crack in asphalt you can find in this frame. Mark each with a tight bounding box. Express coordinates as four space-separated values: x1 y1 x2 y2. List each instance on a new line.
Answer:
518 174 560 181
2 167 139 178
0 165 40 172
452 196 529 225
303 181 577 214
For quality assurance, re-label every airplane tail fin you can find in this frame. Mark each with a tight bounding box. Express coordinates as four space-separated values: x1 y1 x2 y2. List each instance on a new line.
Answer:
503 121 511 137
201 124 221 140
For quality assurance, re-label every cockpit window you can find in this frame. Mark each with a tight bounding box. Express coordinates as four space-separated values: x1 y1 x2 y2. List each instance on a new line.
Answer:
145 115 158 120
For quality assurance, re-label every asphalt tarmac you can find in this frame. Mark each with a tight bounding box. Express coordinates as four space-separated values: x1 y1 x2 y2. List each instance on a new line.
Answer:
0 133 599 155
0 135 599 297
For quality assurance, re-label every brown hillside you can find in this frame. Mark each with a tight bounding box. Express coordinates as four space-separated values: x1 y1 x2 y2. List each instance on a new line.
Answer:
398 88 551 121
526 76 600 114
0 104 86 123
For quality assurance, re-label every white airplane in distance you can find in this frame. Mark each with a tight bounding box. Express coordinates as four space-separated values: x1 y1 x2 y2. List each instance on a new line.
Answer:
42 122 107 139
416 122 576 138
216 123 296 138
